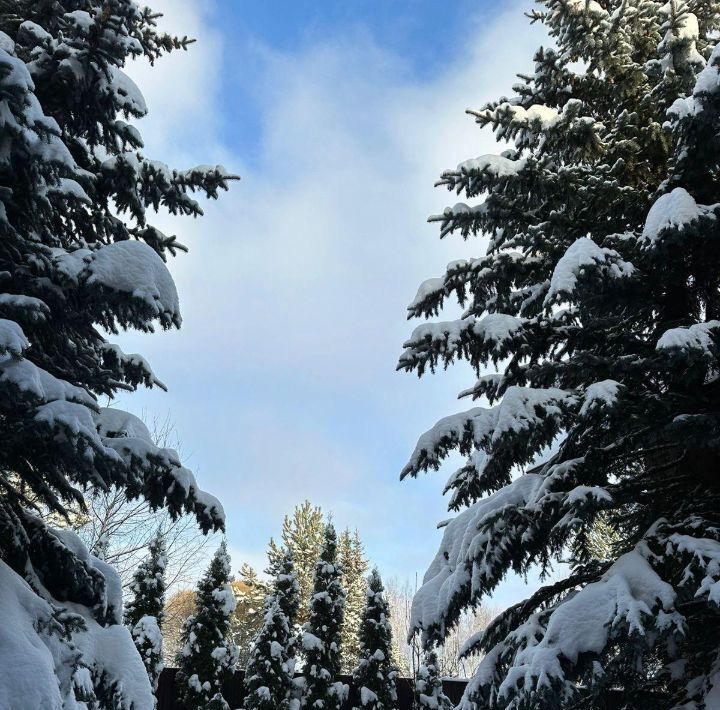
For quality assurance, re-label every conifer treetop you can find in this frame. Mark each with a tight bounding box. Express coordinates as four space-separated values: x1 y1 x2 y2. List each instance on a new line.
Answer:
415 650 453 710
125 530 168 694
339 529 369 673
268 500 325 625
125 529 168 627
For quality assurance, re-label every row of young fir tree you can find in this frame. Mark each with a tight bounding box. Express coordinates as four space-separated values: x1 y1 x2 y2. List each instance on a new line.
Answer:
243 522 453 710
233 501 370 673
126 524 457 710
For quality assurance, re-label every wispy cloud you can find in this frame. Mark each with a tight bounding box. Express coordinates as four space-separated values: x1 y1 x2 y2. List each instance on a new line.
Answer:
121 2 546 601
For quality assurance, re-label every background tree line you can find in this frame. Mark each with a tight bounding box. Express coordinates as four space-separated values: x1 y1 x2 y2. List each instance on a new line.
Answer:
40 424 493 685
165 501 370 673
162 500 493 678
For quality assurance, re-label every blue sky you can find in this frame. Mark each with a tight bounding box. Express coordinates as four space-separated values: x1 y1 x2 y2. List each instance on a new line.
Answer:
205 0 509 161
119 0 552 605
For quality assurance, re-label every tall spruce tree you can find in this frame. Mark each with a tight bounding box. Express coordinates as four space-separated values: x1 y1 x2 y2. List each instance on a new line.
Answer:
244 549 301 710
177 542 239 710
125 530 168 695
351 569 398 710
301 523 348 710
400 2 720 708
0 1 232 706
339 529 369 672
268 501 326 625
414 651 452 710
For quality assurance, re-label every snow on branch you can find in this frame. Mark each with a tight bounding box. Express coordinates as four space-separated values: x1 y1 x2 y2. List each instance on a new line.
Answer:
669 43 720 119
641 188 714 244
402 387 577 505
399 313 525 373
52 241 181 327
401 406 499 479
578 380 623 417
96 408 225 531
468 99 603 156
457 543 682 709
456 154 528 179
410 475 545 641
0 320 28 357
544 237 634 306
405 252 537 320
656 320 720 354
411 453 621 649
0 355 96 408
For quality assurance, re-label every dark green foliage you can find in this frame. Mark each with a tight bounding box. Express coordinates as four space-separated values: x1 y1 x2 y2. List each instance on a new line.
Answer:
176 542 238 710
267 502 368 670
0 0 234 705
126 530 167 628
401 1 720 708
244 549 301 710
351 569 398 710
414 651 452 710
125 530 167 693
301 523 348 710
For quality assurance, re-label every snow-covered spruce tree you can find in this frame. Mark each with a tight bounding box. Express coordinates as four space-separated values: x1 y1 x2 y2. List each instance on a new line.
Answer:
399 2 720 708
125 530 168 696
244 549 301 710
301 523 348 710
0 1 232 707
414 651 452 710
351 569 398 710
271 548 303 661
177 542 239 710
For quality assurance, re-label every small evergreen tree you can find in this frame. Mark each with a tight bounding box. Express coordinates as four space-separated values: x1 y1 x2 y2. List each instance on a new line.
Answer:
339 529 369 672
125 530 168 695
273 549 302 661
351 569 398 710
414 651 452 710
244 549 301 710
92 532 110 562
301 523 348 710
177 542 239 710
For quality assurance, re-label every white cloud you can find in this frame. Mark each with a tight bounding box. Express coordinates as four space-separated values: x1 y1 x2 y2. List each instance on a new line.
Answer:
119 2 546 595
